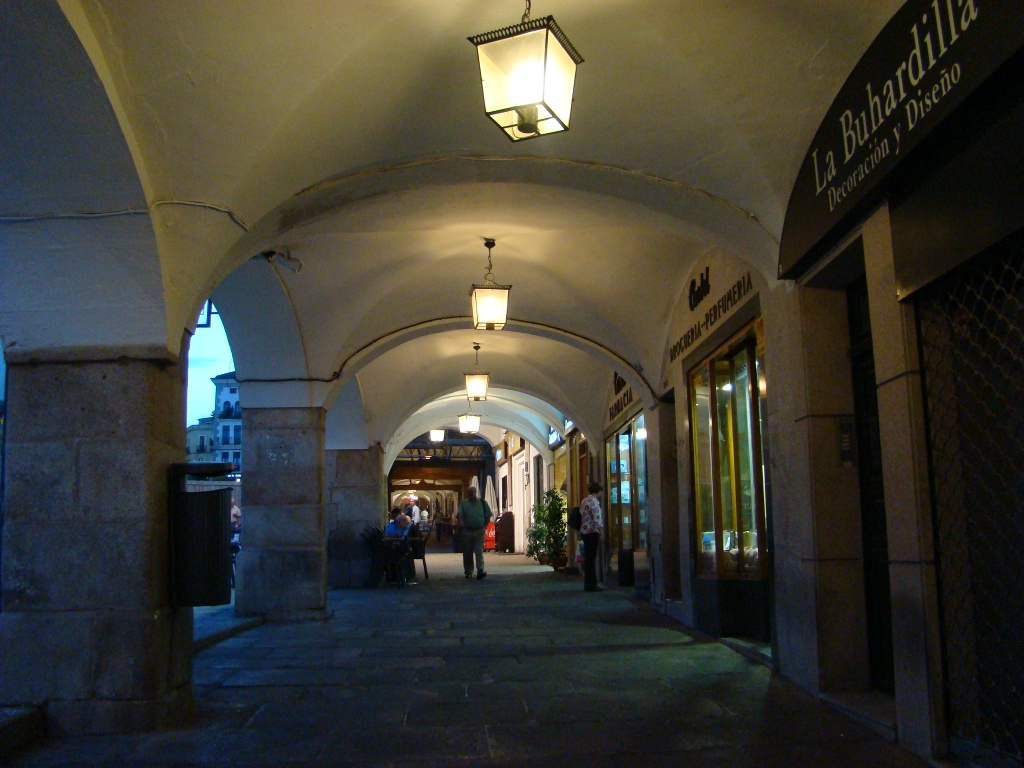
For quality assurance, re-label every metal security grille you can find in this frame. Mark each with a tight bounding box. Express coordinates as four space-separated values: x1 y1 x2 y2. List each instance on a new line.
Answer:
917 236 1024 767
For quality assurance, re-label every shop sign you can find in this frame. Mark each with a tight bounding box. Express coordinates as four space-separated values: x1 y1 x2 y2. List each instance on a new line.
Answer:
688 267 711 310
606 373 635 425
669 269 754 363
779 0 1024 279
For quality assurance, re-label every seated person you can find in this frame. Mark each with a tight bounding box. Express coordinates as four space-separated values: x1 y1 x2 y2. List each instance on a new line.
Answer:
385 513 412 538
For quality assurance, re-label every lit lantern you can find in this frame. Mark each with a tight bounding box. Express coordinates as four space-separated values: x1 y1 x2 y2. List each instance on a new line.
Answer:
465 372 489 400
429 429 445 442
459 412 481 433
468 8 583 141
465 342 489 400
470 238 511 330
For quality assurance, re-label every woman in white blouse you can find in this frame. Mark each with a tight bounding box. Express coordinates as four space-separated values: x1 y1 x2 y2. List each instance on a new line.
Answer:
579 481 604 591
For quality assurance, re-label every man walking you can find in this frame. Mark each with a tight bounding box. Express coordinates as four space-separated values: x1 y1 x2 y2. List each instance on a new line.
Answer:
457 485 493 580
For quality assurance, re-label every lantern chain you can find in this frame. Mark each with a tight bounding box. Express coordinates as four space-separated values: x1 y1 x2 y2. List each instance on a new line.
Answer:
522 0 531 23
484 238 495 282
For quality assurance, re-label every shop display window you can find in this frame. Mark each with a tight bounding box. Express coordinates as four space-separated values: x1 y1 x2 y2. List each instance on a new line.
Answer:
605 414 649 553
689 320 768 579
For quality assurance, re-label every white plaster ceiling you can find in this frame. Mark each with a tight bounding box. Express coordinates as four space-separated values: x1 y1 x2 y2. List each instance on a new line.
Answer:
1 0 904 450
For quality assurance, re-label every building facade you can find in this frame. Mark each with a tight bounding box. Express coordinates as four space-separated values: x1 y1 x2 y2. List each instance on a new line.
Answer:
211 373 243 469
185 416 215 461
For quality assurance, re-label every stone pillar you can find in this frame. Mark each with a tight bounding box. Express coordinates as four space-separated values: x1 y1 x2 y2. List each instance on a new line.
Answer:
761 282 816 687
668 390 696 627
324 445 386 588
861 205 946 756
763 279 869 693
0 357 192 734
644 399 679 607
235 408 326 619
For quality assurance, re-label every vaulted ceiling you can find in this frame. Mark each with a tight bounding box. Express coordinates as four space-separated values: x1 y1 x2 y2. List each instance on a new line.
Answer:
0 1 903 460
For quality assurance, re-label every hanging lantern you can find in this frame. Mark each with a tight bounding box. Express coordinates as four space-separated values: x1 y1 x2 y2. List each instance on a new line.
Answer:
459 412 481 433
470 238 511 330
468 3 584 141
430 429 446 442
465 342 490 400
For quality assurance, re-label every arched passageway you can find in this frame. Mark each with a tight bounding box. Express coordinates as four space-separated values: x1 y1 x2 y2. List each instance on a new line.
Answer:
6 5 992 766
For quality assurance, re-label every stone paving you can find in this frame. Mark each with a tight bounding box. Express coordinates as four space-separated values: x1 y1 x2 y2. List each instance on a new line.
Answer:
11 552 928 767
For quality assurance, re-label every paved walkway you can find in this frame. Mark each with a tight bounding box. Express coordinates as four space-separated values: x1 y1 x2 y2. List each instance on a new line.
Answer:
11 552 927 767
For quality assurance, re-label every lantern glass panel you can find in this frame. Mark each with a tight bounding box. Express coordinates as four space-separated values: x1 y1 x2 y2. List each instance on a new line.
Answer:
543 34 577 124
476 29 547 113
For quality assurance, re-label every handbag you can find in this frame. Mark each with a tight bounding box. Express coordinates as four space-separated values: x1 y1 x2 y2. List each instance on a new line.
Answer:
568 506 582 531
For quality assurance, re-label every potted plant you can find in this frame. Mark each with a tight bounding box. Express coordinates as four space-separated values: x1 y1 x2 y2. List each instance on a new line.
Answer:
529 489 568 568
525 518 549 564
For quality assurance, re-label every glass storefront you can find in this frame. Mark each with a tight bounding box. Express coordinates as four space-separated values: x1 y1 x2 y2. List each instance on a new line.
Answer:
605 413 649 553
689 319 768 579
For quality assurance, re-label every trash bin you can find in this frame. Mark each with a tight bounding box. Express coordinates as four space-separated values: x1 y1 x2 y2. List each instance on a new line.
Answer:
168 462 236 607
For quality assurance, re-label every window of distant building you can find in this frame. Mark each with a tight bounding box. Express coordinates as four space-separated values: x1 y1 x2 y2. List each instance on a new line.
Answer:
232 451 241 467
233 425 242 445
230 387 237 394
221 451 229 462
199 436 206 451
222 425 230 445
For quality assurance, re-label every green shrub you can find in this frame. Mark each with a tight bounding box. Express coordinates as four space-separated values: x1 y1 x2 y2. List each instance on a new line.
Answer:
527 488 568 559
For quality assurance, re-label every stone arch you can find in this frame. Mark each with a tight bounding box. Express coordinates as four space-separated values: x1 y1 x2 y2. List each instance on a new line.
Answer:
1 3 166 361
383 388 565 472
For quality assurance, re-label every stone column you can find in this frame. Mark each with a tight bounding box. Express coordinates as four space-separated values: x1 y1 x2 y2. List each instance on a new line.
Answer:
324 445 386 588
763 280 869 693
235 408 326 619
668 391 696 627
643 399 679 607
861 205 946 756
0 357 192 734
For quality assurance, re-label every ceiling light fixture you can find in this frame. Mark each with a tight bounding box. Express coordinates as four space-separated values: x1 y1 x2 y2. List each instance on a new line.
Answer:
465 342 490 401
468 0 583 141
470 238 511 330
459 400 481 433
430 429 445 442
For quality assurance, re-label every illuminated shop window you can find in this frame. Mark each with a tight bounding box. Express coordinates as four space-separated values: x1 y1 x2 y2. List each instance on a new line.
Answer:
605 413 649 553
690 319 768 579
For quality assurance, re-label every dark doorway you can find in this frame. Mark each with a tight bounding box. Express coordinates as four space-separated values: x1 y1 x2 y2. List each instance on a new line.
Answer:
847 275 895 693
